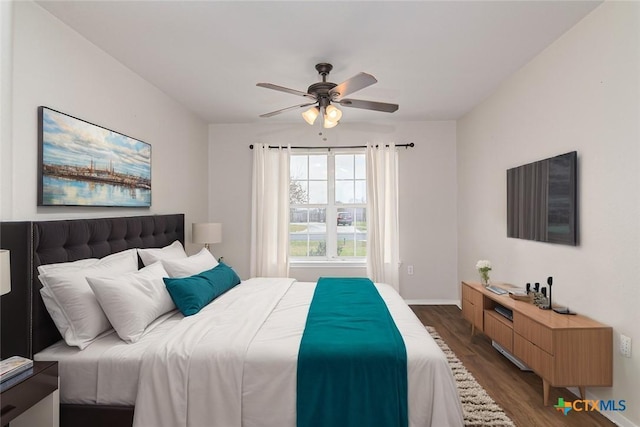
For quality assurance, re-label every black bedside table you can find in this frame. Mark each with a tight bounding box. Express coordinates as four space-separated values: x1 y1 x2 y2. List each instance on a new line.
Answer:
0 361 59 427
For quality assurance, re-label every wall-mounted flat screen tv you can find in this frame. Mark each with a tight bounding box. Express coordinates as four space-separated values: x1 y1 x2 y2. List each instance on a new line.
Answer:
507 151 577 246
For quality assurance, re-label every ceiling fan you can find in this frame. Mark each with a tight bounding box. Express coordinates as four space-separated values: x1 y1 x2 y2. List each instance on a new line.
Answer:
257 63 399 128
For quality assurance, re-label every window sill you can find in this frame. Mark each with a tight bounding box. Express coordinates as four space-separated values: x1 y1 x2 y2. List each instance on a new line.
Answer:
290 260 367 268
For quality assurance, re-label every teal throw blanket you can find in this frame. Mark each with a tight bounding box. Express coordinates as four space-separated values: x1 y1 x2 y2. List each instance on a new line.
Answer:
297 277 408 427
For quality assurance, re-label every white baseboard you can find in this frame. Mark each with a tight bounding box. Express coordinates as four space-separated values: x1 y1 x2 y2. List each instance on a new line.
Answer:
566 387 637 427
404 299 460 306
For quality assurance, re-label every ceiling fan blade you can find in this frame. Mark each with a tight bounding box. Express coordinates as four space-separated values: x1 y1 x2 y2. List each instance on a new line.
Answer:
338 98 399 113
259 102 317 118
257 83 316 99
329 72 377 99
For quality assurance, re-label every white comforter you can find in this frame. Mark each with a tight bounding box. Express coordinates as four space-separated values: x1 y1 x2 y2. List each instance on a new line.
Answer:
133 279 464 427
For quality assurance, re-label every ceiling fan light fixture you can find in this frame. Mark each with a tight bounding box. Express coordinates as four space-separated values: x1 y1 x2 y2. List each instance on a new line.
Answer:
325 105 342 122
323 117 339 129
302 106 320 125
258 63 398 124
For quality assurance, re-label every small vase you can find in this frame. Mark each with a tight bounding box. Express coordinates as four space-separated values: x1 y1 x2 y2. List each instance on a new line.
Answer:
480 273 490 287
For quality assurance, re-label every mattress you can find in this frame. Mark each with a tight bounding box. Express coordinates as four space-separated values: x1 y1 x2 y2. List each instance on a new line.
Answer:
35 310 183 405
36 279 464 427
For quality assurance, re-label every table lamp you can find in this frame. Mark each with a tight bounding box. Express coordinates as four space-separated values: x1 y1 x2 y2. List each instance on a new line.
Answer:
1 250 11 296
192 223 222 251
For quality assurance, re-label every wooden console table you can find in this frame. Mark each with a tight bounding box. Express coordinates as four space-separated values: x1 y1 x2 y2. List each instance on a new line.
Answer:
461 281 612 405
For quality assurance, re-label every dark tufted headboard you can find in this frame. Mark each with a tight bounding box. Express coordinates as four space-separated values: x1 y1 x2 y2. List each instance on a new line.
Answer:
0 214 184 359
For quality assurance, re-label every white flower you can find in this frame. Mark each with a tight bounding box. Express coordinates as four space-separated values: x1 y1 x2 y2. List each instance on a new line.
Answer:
476 260 492 271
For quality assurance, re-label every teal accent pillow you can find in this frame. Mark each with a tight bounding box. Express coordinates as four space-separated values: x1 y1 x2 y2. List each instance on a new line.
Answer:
163 262 241 316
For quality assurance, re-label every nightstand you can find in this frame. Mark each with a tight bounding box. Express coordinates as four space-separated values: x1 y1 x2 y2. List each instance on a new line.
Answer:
0 361 59 427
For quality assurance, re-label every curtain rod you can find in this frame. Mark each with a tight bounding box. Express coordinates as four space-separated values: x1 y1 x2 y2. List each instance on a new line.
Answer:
249 143 414 150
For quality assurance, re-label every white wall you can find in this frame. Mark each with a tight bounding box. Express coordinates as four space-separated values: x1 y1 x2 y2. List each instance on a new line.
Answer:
0 1 13 220
2 1 209 250
9 1 636 420
209 120 458 301
457 2 639 425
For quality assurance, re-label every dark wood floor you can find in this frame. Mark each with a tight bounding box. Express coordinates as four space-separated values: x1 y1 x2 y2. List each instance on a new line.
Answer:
410 305 617 427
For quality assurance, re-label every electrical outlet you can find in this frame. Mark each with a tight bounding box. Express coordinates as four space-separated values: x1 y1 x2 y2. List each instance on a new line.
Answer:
407 265 414 275
620 334 632 358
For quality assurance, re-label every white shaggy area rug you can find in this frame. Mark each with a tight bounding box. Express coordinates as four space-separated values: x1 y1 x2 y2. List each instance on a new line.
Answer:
426 326 516 427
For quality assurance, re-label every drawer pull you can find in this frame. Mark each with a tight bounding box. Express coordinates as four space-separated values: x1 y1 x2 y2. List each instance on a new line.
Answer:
1 404 16 416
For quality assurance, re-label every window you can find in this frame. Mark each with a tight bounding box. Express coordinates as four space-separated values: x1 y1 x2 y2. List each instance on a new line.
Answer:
289 151 367 262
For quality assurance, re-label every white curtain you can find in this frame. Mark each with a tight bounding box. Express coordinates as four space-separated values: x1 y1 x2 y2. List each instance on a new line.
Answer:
250 144 290 277
366 143 400 291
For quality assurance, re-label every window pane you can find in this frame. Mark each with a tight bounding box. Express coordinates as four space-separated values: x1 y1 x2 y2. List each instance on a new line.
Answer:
306 208 326 257
337 207 366 257
308 238 326 257
355 207 367 232
337 237 366 257
335 155 354 179
290 207 308 256
337 233 355 256
356 206 367 256
335 180 354 204
290 180 308 204
355 154 366 179
290 207 308 228
337 209 354 227
308 208 327 232
290 155 308 179
309 155 327 179
355 180 366 203
290 208 327 257
290 239 309 256
308 181 327 204
337 207 355 255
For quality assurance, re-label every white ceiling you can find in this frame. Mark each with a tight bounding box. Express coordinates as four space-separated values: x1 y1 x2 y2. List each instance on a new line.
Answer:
37 0 602 125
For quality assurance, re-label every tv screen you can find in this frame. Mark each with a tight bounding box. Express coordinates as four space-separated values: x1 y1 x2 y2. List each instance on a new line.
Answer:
507 151 577 245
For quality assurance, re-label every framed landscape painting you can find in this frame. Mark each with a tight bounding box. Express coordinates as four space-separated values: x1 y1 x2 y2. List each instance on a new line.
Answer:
38 107 151 207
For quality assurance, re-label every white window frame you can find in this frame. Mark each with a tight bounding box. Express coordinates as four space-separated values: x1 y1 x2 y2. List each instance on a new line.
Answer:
289 148 367 266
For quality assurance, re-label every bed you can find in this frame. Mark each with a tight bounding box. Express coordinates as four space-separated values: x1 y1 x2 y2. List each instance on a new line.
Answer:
0 214 464 427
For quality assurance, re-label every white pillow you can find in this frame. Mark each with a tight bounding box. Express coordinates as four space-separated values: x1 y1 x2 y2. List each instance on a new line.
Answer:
38 258 98 276
38 249 138 283
137 241 187 266
86 262 175 343
38 249 139 349
162 248 218 278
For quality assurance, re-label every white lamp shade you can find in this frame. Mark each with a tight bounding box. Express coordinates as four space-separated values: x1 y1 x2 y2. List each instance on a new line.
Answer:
302 107 320 125
192 223 222 245
323 117 338 129
325 105 342 121
1 250 10 296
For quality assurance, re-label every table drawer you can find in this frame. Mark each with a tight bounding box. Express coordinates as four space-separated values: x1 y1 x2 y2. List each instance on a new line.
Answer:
514 333 553 379
484 311 513 353
462 283 474 302
514 312 553 354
